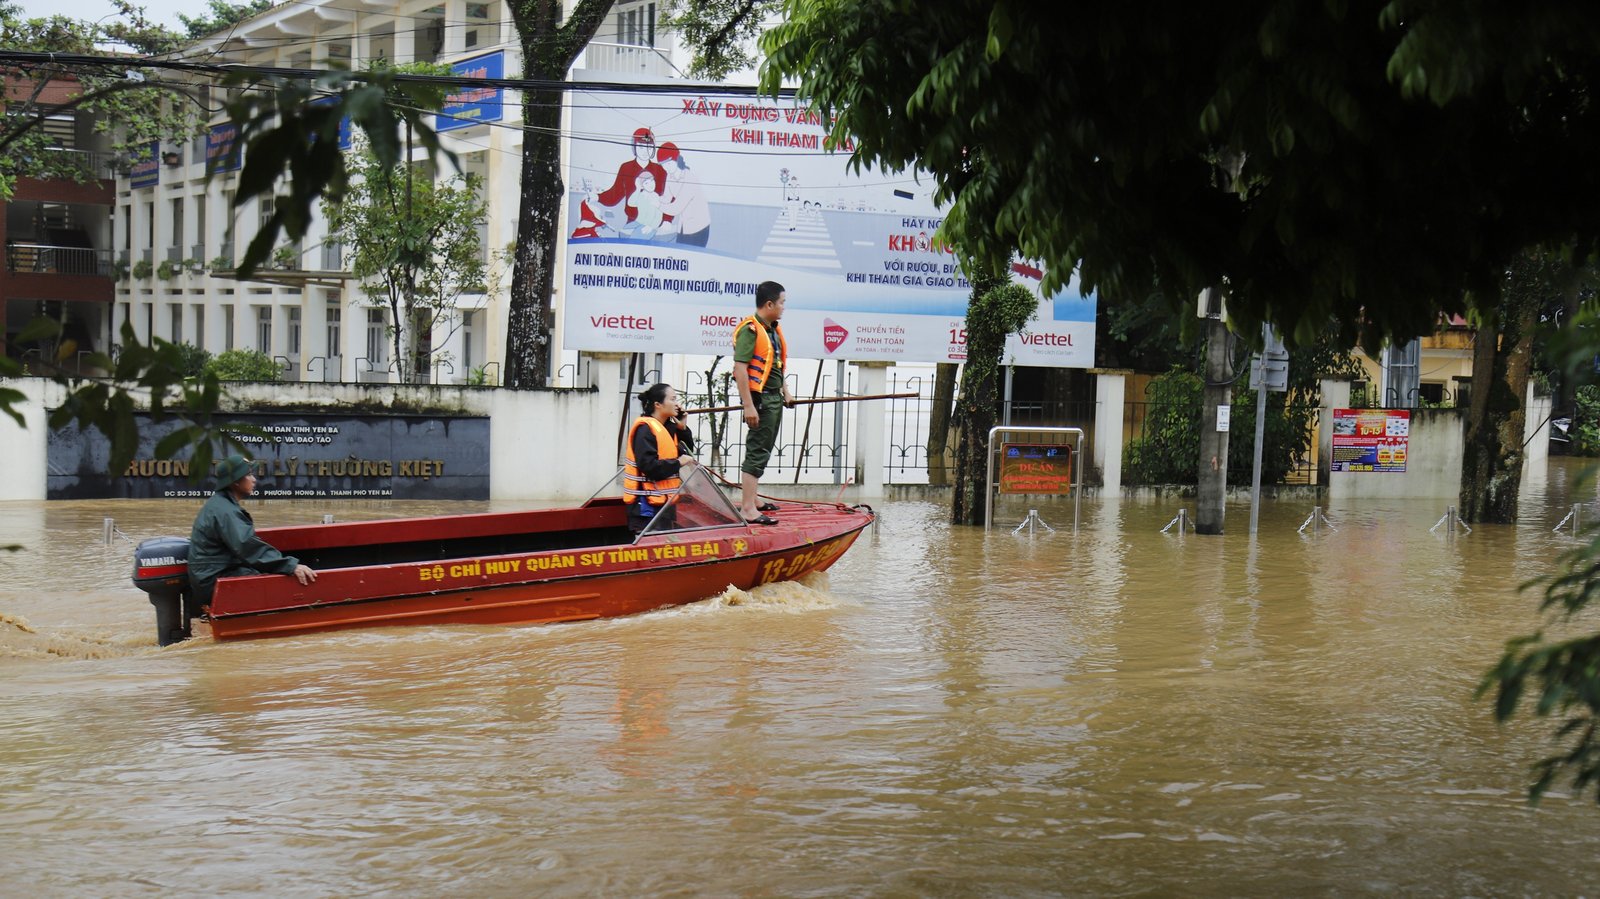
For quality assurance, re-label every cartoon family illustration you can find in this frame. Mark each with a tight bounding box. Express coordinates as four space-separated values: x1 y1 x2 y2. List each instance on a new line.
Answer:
572 127 711 246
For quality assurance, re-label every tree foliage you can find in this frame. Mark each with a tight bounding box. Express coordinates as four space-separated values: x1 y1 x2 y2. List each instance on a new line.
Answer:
501 0 615 388
950 264 1037 524
175 0 272 40
0 2 200 197
204 348 281 382
325 134 491 384
760 0 1600 352
664 0 771 79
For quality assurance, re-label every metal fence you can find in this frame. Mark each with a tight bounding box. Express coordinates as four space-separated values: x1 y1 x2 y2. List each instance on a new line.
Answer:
1124 396 1318 486
5 244 112 276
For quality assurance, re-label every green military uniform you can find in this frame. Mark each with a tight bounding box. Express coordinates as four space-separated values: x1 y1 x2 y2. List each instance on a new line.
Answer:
188 489 301 605
734 316 786 477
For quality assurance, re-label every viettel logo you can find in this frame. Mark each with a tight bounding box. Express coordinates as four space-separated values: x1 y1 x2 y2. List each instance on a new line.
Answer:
822 318 848 354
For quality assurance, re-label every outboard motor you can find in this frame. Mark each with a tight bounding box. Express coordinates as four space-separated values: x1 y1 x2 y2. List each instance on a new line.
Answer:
131 536 195 646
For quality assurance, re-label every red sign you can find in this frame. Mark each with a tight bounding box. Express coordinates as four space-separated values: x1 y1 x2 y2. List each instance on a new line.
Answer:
998 443 1074 495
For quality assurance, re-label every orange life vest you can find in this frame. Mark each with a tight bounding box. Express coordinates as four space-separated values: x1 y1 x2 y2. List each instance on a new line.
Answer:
735 314 787 394
623 416 682 507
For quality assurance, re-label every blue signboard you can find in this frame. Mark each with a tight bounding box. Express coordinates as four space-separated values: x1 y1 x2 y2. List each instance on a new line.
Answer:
128 141 159 189
309 96 354 149
437 51 504 132
207 123 241 173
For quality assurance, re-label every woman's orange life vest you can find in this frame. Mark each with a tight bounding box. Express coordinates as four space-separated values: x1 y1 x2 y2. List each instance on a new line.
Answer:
623 416 682 506
735 314 787 394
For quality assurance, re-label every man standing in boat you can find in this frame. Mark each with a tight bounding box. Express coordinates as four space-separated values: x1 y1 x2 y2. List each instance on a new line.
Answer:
624 383 699 534
733 282 793 525
189 453 317 607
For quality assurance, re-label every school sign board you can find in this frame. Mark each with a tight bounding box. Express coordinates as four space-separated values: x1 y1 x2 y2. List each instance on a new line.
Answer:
47 413 489 500
562 84 1096 367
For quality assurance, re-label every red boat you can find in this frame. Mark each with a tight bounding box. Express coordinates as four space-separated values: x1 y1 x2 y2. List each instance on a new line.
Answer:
131 469 873 643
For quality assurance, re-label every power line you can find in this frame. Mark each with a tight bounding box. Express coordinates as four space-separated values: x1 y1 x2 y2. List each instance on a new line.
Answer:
0 49 786 97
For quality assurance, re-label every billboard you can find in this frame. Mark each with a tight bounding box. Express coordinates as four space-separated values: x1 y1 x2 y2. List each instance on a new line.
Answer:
206 123 240 173
1331 408 1410 472
48 412 490 500
563 86 1095 366
437 51 505 132
128 141 159 189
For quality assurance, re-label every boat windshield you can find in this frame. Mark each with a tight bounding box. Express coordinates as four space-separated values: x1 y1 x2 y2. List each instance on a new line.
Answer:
634 464 745 540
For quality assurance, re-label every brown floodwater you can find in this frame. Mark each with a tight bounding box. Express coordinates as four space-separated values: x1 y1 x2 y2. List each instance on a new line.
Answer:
3 462 1600 895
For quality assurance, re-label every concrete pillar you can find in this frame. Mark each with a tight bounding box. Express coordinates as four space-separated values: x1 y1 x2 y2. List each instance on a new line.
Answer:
1092 368 1128 492
853 361 890 497
303 293 327 381
587 352 633 461
1524 380 1552 479
1318 378 1352 487
1197 314 1232 534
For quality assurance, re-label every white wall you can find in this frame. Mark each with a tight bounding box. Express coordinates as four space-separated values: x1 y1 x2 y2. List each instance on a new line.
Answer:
0 379 64 501
1327 407 1464 500
0 379 618 503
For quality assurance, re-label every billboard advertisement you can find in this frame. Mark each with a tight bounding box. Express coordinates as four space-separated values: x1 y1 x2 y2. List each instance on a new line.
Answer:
1331 408 1410 472
563 86 1095 366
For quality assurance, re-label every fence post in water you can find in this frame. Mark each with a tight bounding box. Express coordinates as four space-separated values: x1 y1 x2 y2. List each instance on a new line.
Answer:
103 517 114 545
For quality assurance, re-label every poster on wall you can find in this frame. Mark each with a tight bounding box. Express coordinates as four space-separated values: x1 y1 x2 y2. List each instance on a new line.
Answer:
1331 408 1410 472
47 413 490 500
562 82 1096 366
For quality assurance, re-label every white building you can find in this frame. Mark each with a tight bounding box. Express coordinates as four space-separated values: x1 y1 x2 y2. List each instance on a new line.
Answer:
113 0 681 386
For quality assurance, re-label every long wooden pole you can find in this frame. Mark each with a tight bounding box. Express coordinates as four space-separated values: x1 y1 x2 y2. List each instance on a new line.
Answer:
682 391 918 415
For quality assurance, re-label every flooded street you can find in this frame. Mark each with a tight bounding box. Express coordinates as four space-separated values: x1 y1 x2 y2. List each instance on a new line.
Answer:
4 463 1600 895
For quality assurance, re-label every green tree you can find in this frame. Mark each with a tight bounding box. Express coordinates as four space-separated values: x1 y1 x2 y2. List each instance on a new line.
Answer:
175 0 272 40
1124 368 1203 486
950 262 1036 524
759 0 1600 351
0 2 199 198
1461 248 1576 523
324 103 491 384
205 348 281 382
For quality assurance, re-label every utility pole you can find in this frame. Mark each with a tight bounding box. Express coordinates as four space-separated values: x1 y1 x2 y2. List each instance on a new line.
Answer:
1197 289 1230 535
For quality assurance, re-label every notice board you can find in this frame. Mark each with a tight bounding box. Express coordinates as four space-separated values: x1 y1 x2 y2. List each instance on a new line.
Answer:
1331 408 1410 472
998 443 1074 495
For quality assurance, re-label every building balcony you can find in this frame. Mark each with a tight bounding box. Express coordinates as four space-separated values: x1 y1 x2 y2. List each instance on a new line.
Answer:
0 243 114 303
6 243 112 277
574 41 679 78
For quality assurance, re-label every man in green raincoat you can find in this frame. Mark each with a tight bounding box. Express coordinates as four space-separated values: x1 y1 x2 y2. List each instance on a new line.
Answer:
188 453 317 607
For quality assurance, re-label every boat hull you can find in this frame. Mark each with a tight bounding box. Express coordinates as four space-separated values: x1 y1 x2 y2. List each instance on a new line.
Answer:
206 500 871 641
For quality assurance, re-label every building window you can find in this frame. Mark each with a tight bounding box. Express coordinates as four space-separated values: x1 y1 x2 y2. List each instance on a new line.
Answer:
616 5 655 46
287 307 301 355
326 306 342 357
366 308 387 364
224 305 234 351
462 310 477 373
170 305 182 343
193 304 205 351
257 306 272 354
170 197 184 258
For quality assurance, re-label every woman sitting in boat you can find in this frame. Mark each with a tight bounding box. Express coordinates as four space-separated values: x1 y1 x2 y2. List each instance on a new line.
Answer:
189 453 317 607
624 382 699 534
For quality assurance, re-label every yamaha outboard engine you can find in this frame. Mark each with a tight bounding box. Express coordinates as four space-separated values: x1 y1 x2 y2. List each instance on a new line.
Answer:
131 536 195 646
